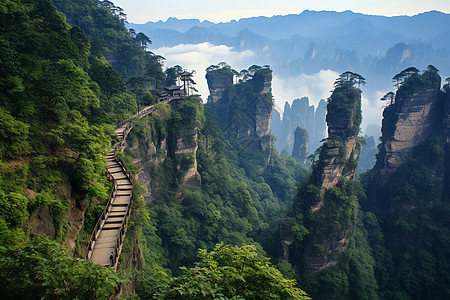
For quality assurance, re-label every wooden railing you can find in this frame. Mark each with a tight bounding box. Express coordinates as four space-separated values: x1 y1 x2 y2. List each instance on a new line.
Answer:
85 98 178 269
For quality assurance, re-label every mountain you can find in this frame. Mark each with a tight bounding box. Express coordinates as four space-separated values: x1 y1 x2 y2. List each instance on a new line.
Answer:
129 10 450 97
271 97 327 156
363 66 450 299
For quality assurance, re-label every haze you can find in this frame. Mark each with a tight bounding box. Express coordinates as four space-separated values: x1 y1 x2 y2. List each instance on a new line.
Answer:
113 0 450 23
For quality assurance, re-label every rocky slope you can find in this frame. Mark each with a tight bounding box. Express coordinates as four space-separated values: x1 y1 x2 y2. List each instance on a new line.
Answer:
126 99 202 202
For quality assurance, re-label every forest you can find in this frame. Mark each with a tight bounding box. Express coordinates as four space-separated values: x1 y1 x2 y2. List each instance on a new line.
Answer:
1 0 450 299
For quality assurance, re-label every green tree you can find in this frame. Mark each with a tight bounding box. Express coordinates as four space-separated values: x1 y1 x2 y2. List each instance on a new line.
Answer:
135 32 152 50
0 238 122 299
163 243 310 299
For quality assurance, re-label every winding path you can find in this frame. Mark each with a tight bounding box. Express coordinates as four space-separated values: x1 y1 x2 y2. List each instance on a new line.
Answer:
85 101 169 269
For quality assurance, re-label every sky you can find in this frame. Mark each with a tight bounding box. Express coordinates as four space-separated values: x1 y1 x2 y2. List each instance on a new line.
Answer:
113 0 450 23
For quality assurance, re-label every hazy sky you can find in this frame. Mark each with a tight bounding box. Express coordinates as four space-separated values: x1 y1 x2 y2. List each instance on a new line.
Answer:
113 0 450 23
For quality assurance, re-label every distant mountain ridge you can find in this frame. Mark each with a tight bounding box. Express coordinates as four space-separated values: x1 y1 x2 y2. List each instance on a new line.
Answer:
129 10 449 42
127 10 450 95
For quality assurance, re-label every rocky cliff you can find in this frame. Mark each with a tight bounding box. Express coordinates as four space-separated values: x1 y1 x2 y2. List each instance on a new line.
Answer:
206 66 274 165
205 68 234 103
287 74 363 274
291 127 308 163
363 68 450 300
374 70 442 184
126 98 202 203
271 97 326 156
317 85 361 191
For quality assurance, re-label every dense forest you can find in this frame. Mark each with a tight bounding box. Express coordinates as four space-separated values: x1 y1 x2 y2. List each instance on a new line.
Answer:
1 0 450 299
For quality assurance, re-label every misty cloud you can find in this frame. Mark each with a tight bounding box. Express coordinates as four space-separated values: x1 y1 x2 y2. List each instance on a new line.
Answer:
152 43 384 130
271 70 339 112
152 42 256 102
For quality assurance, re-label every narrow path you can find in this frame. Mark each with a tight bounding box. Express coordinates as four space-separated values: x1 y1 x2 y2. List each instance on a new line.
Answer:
86 100 174 269
86 125 133 268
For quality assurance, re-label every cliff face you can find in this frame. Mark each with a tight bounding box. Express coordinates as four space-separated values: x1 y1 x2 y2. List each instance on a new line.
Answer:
271 97 326 155
173 127 202 191
375 77 441 184
287 79 363 274
205 68 234 103
291 127 308 163
127 98 202 203
318 89 361 191
206 67 274 165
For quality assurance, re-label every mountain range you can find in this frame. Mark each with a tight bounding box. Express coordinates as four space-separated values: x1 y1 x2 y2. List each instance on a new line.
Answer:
128 10 450 95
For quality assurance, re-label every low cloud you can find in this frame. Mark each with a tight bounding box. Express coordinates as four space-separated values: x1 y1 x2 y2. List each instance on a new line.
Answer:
152 42 256 101
361 90 385 133
272 70 339 112
152 43 384 130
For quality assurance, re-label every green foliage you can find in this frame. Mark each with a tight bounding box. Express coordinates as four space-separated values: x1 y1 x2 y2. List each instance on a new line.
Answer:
89 55 125 98
0 238 123 299
0 191 28 228
53 0 147 80
0 108 31 160
162 243 310 299
327 84 362 137
170 96 205 130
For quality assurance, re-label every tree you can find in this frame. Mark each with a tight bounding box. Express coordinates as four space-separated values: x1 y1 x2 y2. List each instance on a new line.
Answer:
380 92 395 105
127 76 145 113
145 54 165 90
135 32 152 50
0 238 122 299
165 67 178 86
129 28 136 38
333 71 365 89
393 67 419 88
162 243 310 299
239 69 250 82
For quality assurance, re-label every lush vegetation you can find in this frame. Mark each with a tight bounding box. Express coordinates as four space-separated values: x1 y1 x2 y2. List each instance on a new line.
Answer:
124 96 308 276
162 243 310 299
0 0 139 297
3 0 450 298
0 238 122 299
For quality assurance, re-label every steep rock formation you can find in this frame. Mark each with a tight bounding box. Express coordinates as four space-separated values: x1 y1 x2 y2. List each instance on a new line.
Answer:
287 77 363 274
173 127 201 190
318 87 361 192
129 131 168 202
291 127 308 163
205 68 234 103
271 97 326 155
206 67 274 165
375 74 441 184
127 98 202 202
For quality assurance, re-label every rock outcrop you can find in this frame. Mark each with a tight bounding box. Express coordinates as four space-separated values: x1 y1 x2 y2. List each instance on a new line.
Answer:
318 89 361 191
291 127 308 163
173 127 201 191
127 99 202 202
206 66 274 165
271 97 326 156
287 76 363 273
375 74 441 184
205 68 234 103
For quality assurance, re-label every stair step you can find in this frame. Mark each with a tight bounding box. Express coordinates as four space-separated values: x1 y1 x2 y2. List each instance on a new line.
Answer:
103 223 122 229
108 212 126 217
105 217 124 223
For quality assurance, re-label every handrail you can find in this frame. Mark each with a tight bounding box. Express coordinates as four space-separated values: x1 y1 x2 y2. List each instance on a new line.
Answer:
85 180 117 259
86 97 177 269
